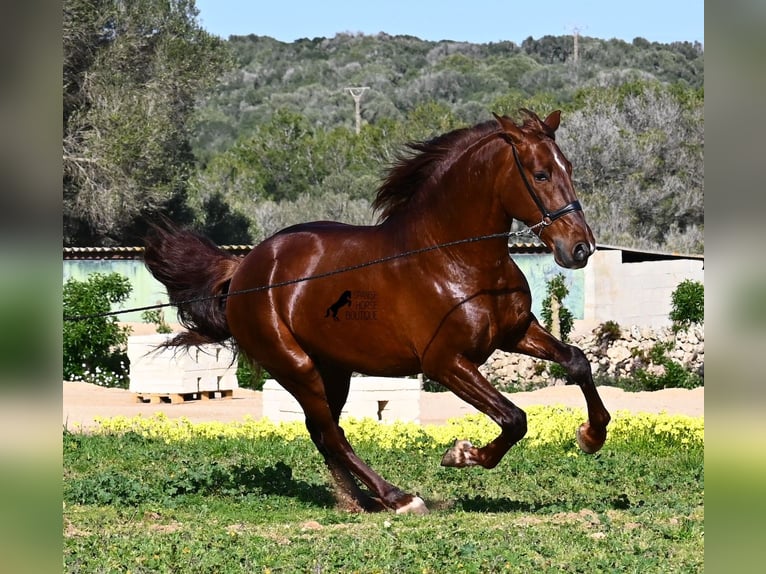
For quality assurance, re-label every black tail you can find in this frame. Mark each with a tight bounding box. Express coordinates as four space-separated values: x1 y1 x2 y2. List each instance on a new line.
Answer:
143 223 241 348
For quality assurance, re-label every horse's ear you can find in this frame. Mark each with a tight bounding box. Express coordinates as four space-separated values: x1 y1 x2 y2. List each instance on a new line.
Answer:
492 112 523 144
542 110 561 133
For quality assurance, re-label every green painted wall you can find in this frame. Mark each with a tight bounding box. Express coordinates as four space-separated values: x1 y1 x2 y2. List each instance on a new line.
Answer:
512 254 584 320
63 254 585 324
63 260 170 323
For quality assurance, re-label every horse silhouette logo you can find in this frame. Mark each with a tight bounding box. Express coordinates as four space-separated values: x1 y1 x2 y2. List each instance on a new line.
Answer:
325 290 352 320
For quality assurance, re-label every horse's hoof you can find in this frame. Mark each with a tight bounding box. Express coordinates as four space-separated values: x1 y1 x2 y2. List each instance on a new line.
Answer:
395 496 428 515
576 422 606 454
440 439 477 467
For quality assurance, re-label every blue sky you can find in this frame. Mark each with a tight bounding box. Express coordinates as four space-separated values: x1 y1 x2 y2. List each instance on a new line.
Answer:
194 0 704 45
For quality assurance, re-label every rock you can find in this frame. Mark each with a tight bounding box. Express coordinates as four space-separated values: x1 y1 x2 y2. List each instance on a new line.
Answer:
479 323 704 386
606 345 632 362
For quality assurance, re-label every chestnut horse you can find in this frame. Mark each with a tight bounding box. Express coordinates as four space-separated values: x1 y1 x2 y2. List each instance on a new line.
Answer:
144 110 611 515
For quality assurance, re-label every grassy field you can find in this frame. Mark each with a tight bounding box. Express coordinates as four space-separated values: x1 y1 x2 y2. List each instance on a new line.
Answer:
63 409 703 573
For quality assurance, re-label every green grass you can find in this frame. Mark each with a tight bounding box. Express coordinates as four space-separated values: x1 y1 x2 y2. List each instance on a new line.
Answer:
63 416 703 573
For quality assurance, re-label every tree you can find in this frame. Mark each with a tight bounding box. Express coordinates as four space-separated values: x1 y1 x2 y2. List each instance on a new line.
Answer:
558 80 704 253
178 33 703 250
189 109 325 209
192 33 702 159
490 90 560 118
198 193 253 245
522 35 573 64
63 0 230 246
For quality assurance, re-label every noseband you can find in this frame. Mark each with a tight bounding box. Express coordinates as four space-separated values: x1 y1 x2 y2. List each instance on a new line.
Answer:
511 144 582 233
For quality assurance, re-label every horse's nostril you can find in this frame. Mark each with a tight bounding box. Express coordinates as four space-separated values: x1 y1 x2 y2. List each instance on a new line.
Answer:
573 242 589 262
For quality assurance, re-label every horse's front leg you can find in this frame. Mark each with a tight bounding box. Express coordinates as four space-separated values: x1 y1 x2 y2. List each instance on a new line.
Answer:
427 355 528 469
504 318 611 453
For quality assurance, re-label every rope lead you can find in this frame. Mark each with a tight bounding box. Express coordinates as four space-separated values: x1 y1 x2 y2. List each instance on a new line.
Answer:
64 229 540 322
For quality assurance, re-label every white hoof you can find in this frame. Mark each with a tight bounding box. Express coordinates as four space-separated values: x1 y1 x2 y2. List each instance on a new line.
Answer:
396 496 428 515
441 439 477 467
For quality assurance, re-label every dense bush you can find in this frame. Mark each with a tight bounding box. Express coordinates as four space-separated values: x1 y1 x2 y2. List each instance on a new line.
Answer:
669 279 704 332
558 82 704 253
63 272 132 388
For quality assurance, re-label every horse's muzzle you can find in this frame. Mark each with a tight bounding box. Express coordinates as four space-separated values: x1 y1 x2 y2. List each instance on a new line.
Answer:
572 242 590 264
555 240 593 269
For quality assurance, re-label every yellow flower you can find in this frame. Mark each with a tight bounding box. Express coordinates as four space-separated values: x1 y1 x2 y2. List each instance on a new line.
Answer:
88 408 703 449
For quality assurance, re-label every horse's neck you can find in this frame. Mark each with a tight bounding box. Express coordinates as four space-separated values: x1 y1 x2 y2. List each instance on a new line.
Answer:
383 180 511 262
380 133 513 258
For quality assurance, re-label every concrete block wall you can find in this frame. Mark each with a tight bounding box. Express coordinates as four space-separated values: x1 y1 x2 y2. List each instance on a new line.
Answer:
584 250 704 328
128 334 238 395
262 377 421 423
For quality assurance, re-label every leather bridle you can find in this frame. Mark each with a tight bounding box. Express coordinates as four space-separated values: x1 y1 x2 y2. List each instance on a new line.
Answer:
511 144 582 233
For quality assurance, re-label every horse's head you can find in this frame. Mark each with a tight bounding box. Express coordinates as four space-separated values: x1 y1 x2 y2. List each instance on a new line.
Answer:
494 110 595 269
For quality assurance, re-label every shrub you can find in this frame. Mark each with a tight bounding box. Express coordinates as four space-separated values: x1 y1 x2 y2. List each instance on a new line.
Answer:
63 273 132 388
595 320 622 345
633 342 703 390
547 362 568 381
421 375 448 392
141 307 173 334
236 356 269 391
541 273 574 341
669 279 704 332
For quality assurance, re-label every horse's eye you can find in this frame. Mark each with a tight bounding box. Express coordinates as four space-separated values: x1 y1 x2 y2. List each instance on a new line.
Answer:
534 172 549 182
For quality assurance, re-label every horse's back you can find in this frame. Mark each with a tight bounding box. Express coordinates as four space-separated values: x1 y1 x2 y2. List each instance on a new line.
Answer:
238 220 386 284
226 220 424 374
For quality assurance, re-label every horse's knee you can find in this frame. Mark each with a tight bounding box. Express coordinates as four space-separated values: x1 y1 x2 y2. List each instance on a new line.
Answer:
564 345 592 383
502 407 527 443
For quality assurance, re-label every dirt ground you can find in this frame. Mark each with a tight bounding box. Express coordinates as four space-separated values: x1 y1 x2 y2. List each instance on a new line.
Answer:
63 380 703 431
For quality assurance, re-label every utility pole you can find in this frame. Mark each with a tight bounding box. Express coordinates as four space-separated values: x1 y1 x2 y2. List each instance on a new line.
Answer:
566 24 586 87
566 24 587 66
571 26 580 65
345 87 369 134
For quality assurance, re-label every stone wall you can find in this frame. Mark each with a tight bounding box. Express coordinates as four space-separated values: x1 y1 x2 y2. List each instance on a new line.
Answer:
479 324 704 391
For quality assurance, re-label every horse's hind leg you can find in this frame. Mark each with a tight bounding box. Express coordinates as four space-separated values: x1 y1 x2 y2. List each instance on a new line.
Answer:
267 353 427 514
308 365 386 512
505 319 611 453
